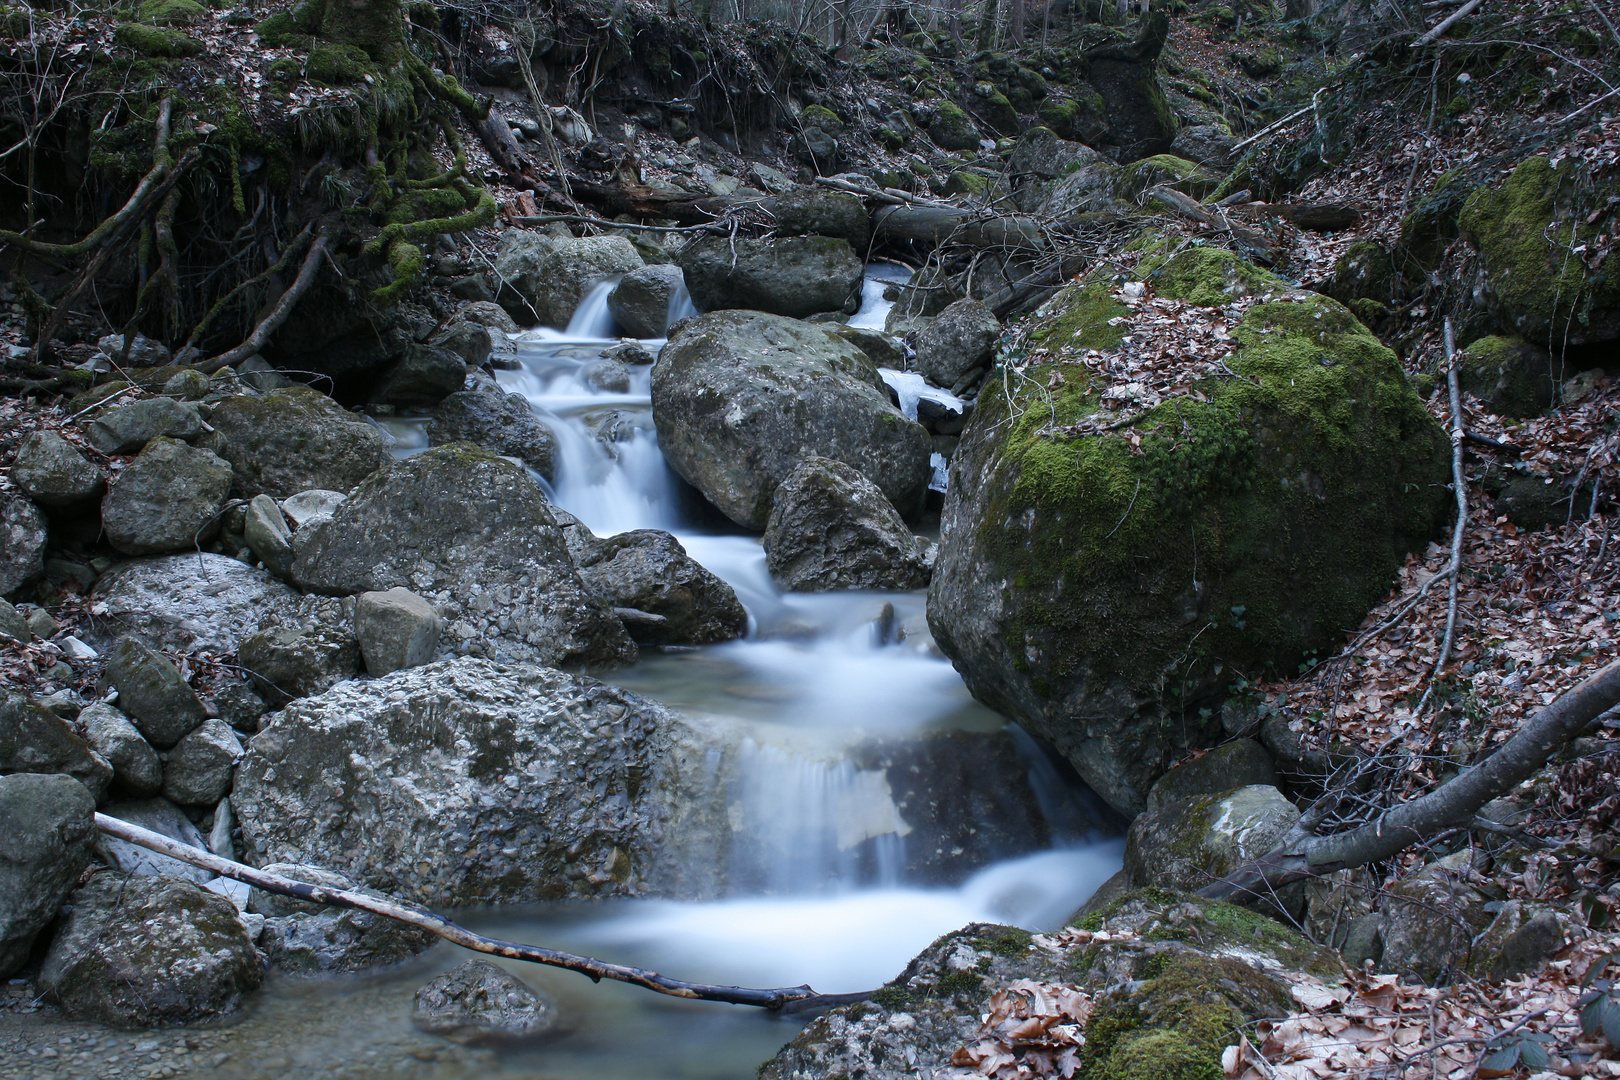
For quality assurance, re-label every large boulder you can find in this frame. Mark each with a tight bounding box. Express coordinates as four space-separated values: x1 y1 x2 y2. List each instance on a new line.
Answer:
160 719 244 806
291 444 635 668
12 432 105 509
651 311 932 529
763 456 931 592
911 298 1000 390
491 229 558 322
1457 335 1561 418
1081 12 1178 160
677 236 864 319
1122 784 1299 892
771 187 870 247
376 343 467 408
607 263 687 338
0 690 112 798
1143 739 1276 813
0 773 96 977
1378 851 1492 985
413 960 557 1041
92 553 300 653
569 529 748 646
198 387 391 498
105 636 207 749
928 246 1450 815
0 493 48 597
233 657 683 906
529 235 644 328
100 437 233 556
39 871 263 1026
426 386 556 479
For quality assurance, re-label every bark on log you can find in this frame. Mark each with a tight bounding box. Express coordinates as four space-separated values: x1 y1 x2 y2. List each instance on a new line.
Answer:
477 108 537 185
871 205 1047 250
1199 659 1620 903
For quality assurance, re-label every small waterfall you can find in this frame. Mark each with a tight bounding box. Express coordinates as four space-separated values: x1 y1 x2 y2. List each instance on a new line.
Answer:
565 277 624 338
667 279 700 326
845 262 912 330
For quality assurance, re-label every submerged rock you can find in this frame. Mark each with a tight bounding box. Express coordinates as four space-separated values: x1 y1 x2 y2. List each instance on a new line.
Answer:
652 311 931 529
0 773 97 978
762 456 930 592
413 959 556 1042
40 872 263 1027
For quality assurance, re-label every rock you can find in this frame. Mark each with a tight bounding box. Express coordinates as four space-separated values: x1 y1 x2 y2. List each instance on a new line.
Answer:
280 488 347 528
24 607 58 640
426 388 557 479
1562 367 1609 406
353 588 442 675
1484 905 1565 981
106 635 208 748
1084 12 1178 160
527 235 644 328
607 263 686 338
570 530 748 646
39 872 263 1026
428 317 494 368
1007 127 1086 180
491 229 558 323
248 864 435 976
925 98 980 151
0 689 113 798
100 437 232 556
0 493 48 597
243 493 294 578
1378 851 1491 985
377 343 467 408
233 657 681 906
1038 86 1109 145
793 125 839 171
911 298 999 389
604 340 656 366
161 719 244 806
94 797 213 883
0 773 96 977
198 387 390 498
212 680 268 734
928 246 1450 815
1458 336 1561 418
80 703 162 797
1114 153 1222 202
237 621 362 707
456 300 522 335
96 332 171 366
772 187 869 246
12 432 106 509
1171 124 1239 168
1124 785 1299 893
1144 740 1277 813
677 236 864 319
162 368 211 400
413 960 556 1041
829 325 905 369
83 397 205 454
763 457 931 592
1037 150 1123 219
1497 475 1577 531
291 445 635 668
583 356 631 392
0 599 25 644
235 354 293 391
93 553 299 653
652 311 932 529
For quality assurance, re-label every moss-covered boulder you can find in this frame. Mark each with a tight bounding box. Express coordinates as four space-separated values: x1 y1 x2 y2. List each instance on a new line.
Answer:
1325 239 1400 326
1396 168 1476 273
1458 336 1562 418
927 99 981 151
1115 154 1221 203
928 246 1450 816
1038 87 1108 145
113 21 204 57
1459 155 1620 346
1124 784 1299 893
1082 11 1178 160
136 0 206 25
199 387 391 499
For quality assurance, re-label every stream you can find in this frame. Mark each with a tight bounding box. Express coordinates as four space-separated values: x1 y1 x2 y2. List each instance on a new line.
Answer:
146 270 1126 1079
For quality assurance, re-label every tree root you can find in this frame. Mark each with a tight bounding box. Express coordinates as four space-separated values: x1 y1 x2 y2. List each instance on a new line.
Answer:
199 235 332 373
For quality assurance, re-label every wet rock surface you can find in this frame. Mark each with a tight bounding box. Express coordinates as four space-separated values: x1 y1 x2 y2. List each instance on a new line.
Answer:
608 263 686 338
411 960 556 1042
426 387 557 479
92 554 299 654
763 456 930 592
570 529 748 647
0 773 97 978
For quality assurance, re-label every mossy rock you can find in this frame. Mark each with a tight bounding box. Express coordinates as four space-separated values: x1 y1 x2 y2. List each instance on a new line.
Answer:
800 103 845 137
1459 155 1620 346
927 99 981 151
1457 336 1561 418
928 246 1451 815
970 87 1021 135
1038 87 1108 144
1325 240 1398 308
1115 154 1221 203
114 21 204 57
254 6 317 47
942 169 992 197
136 0 205 26
306 42 376 84
1072 889 1340 978
0 7 31 37
1395 168 1475 272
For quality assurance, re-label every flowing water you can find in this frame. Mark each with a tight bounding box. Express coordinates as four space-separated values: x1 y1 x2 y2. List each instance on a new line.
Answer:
124 269 1126 1079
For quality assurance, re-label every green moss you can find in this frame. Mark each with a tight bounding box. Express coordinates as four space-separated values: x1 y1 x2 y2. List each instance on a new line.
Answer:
1457 335 1558 418
928 99 980 151
114 21 204 56
800 103 844 135
136 0 205 25
935 970 985 998
0 7 31 37
943 169 991 197
1141 245 1283 305
868 985 911 1009
971 926 1035 956
306 41 376 84
1032 278 1129 351
1095 1030 1222 1080
1116 155 1221 202
1397 168 1475 272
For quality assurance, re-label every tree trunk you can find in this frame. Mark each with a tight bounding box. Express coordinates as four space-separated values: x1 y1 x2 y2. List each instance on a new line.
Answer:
320 0 404 58
1010 0 1026 42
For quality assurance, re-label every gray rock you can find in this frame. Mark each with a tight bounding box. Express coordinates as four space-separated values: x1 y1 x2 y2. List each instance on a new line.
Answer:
582 357 631 392
378 343 468 408
1144 740 1277 813
1486 906 1564 981
96 332 170 366
1378 851 1491 985
280 488 347 528
93 553 299 653
0 598 27 642
1497 475 1577 532
1123 785 1300 893
244 494 294 579
80 703 162 797
94 797 213 884
571 530 748 646
677 236 865 319
413 959 556 1042
651 311 931 529
456 300 522 335
0 493 47 597
353 588 442 675
84 397 205 454
212 680 268 734
106 635 207 749
161 719 244 806
1008 126 1087 179
12 432 106 509
607 263 686 338
291 445 635 669
603 340 656 366
0 689 112 799
100 437 233 556
829 326 905 369
246 862 360 916
911 298 999 389
1459 336 1561 419
0 773 96 977
428 318 494 369
491 229 559 323
237 622 361 707
234 354 292 392
40 872 263 1026
24 607 58 640
233 657 681 906
427 388 557 480
162 368 211 401
1038 151 1123 219
262 907 436 976
1171 123 1239 168
763 457 930 592
793 125 838 171
772 187 869 246
198 387 390 498
530 235 644 328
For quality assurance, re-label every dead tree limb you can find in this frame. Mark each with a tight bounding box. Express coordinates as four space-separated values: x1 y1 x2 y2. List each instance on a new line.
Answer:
1199 658 1620 904
197 235 331 374
93 813 867 1013
1412 0 1484 44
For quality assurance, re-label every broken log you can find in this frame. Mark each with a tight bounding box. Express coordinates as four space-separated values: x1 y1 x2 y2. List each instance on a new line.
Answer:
871 204 1047 250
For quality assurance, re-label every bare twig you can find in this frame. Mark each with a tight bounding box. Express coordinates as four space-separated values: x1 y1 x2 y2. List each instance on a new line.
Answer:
198 236 331 374
1412 0 1484 45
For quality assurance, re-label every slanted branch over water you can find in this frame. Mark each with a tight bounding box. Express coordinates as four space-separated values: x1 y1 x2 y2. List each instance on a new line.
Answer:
93 814 868 1014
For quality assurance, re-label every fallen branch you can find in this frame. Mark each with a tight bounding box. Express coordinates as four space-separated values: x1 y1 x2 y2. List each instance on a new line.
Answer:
1230 105 1314 154
197 235 331 374
93 813 867 1013
1412 0 1484 45
1415 317 1468 715
1199 657 1620 903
